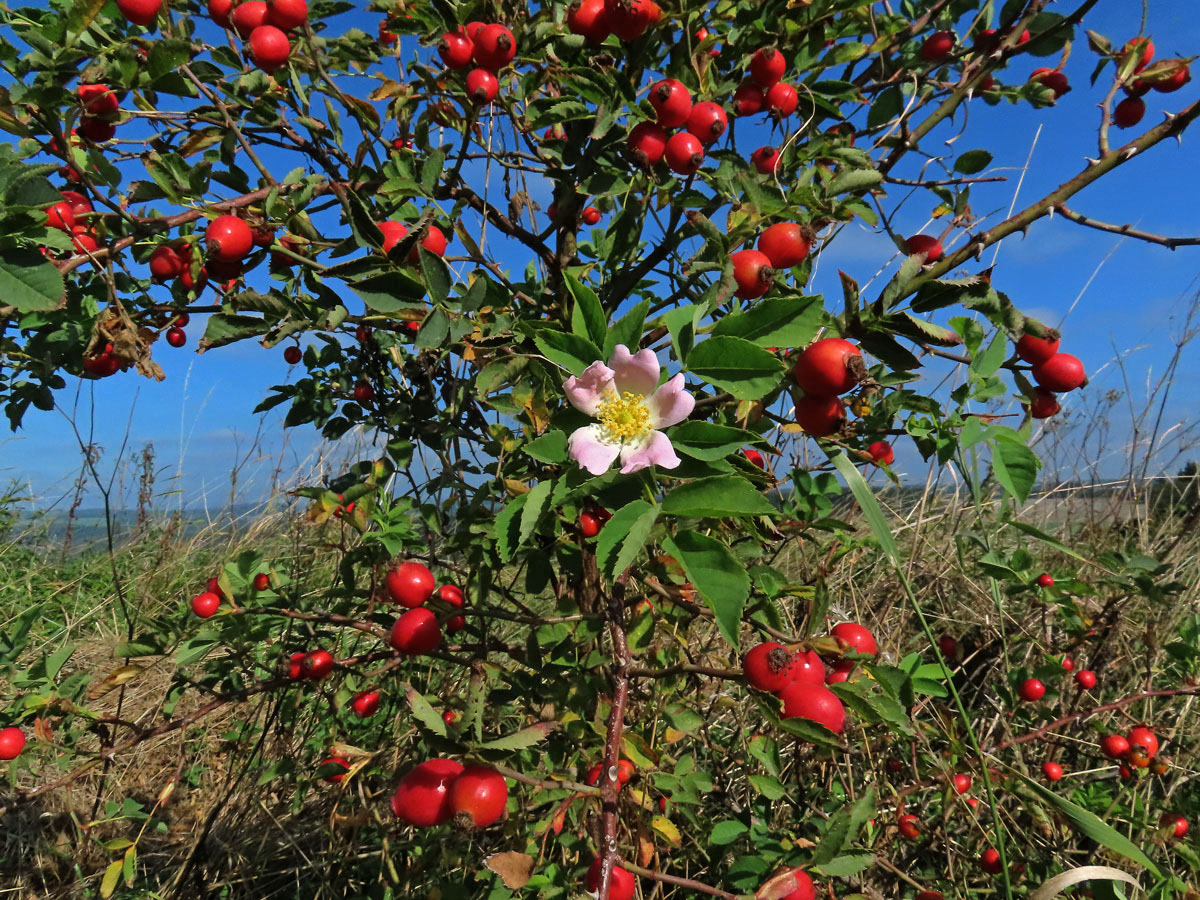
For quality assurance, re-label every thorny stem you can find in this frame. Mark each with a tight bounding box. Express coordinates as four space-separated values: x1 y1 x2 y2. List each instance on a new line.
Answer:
597 571 632 900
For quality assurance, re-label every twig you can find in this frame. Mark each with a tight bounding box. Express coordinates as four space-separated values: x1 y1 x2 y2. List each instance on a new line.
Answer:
1055 205 1200 250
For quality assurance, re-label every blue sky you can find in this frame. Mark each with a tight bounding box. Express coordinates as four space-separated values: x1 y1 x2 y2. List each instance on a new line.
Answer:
6 1 1200 510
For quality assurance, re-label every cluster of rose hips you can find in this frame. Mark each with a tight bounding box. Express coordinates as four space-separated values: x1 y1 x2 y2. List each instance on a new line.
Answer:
566 0 663 45
1112 38 1192 128
435 22 517 106
389 758 508 830
1100 725 1167 779
386 559 465 655
209 0 308 74
377 219 449 264
190 571 272 619
45 186 101 257
742 621 878 734
1014 331 1086 420
787 337 866 438
729 221 814 303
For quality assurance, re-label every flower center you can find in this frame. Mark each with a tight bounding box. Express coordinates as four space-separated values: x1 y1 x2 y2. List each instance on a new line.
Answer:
596 391 653 445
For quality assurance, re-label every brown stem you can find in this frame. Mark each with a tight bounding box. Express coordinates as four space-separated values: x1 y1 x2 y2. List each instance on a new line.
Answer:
621 860 750 899
597 571 632 900
1055 205 1200 250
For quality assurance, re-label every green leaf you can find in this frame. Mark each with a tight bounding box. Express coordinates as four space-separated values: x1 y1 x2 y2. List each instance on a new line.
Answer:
406 683 449 738
662 476 775 518
867 86 903 129
670 422 766 461
604 299 649 359
954 149 993 174
479 722 555 751
123 844 136 887
415 306 450 349
420 149 446 194
100 860 123 899
567 274 607 348
199 313 270 349
812 790 876 865
970 333 1007 378
831 453 899 565
827 168 883 195
493 492 528 563
0 248 64 312
990 431 1040 504
596 500 661 581
523 430 568 464
1019 773 1160 875
418 247 451 306
709 819 748 845
662 531 749 650
348 271 427 313
711 297 823 347
519 479 553 547
813 854 874 877
532 329 601 376
686 337 784 400
176 632 218 666
748 774 787 800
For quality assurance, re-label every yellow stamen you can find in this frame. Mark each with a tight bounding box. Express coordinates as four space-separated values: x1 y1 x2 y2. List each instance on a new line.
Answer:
596 391 653 445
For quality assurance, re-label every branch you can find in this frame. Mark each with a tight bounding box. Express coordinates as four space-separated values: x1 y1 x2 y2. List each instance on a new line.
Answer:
597 572 632 900
1056 204 1200 250
621 861 750 900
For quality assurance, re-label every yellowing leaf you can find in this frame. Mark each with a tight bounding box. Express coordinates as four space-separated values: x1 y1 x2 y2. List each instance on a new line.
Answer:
663 727 687 744
652 816 681 846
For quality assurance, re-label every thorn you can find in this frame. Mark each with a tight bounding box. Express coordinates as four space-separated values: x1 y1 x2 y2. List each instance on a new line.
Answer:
1083 156 1101 166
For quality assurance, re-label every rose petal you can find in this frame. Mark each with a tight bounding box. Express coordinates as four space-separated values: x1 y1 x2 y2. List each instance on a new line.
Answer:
563 362 616 416
609 344 661 398
646 373 695 428
568 424 621 476
619 430 681 474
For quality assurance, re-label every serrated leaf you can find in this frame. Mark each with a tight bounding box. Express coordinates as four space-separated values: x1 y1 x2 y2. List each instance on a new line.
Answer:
567 274 607 348
827 168 883 195
662 476 775 518
0 248 64 312
709 819 748 845
519 479 553 547
596 500 660 581
532 329 601 376
493 493 528 563
748 774 787 799
711 297 823 347
604 300 649 359
348 271 427 313
479 722 556 750
406 683 448 738
814 853 874 877
523 430 568 464
652 815 681 846
990 431 1041 504
685 336 784 400
670 422 767 461
662 531 749 650
812 790 876 865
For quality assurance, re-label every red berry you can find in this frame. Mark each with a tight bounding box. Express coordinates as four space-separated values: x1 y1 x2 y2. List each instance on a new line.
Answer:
1016 333 1060 364
938 635 958 658
905 234 943 262
319 756 350 783
1032 353 1086 392
825 658 853 685
206 216 254 262
1127 726 1158 759
731 249 774 299
685 101 727 145
302 649 335 680
390 607 442 654
952 772 972 794
77 117 116 143
1029 388 1061 419
832 621 877 657
0 727 25 760
117 0 161 26
209 0 233 26
649 78 693 127
751 146 779 174
1042 761 1064 782
1163 813 1188 838
626 121 668 167
249 25 291 73
473 24 516 71
442 709 457 725
585 859 636 900
287 651 306 680
206 576 226 600
790 649 827 686
165 326 186 348
868 441 894 465
1019 678 1046 702
391 758 463 826
252 572 270 591
1036 573 1055 588
1061 655 1075 671
765 82 798 117
1121 38 1155 72
45 201 76 232
448 764 508 827
605 0 660 41
897 813 921 840
386 561 436 607
665 132 705 175
1113 96 1146 128
284 345 302 364
779 683 845 733
1152 65 1191 93
232 0 268 36
190 591 220 618
78 84 119 117
920 31 956 62
567 0 610 44
749 47 787 87
353 381 374 403
793 338 863 396
775 869 815 900
1031 68 1071 98
582 207 602 225
742 642 796 693
350 690 381 717
379 220 409 255
743 448 765 468
794 394 845 438
1075 669 1097 690
439 30 475 70
980 848 1003 875
465 68 499 104
437 583 466 633
579 511 601 538
616 759 635 784
59 190 94 217
733 82 766 116
757 222 811 269
267 0 307 30
1101 734 1130 760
